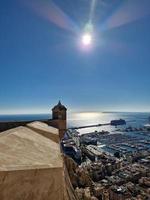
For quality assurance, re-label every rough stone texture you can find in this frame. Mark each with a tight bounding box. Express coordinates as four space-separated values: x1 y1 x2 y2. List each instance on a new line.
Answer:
0 168 66 200
75 187 99 200
50 119 67 139
0 126 62 170
83 187 91 200
65 157 107 200
0 120 34 132
27 121 59 143
64 155 79 188
77 168 92 188
64 156 92 189
0 119 55 134
0 124 76 200
75 188 84 200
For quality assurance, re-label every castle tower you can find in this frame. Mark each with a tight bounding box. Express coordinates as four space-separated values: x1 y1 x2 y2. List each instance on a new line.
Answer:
51 101 67 139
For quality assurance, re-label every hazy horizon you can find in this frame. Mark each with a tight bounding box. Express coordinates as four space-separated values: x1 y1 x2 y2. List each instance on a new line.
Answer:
0 108 150 115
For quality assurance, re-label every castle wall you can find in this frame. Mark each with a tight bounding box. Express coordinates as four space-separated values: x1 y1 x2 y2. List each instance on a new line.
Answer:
47 119 67 139
0 118 66 140
0 121 34 132
0 162 69 200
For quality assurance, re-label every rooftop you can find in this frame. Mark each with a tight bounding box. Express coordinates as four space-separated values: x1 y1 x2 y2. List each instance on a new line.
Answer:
52 101 67 111
0 125 62 171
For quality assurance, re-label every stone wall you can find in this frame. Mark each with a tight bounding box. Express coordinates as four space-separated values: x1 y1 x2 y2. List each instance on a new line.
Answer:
0 167 68 200
0 118 66 139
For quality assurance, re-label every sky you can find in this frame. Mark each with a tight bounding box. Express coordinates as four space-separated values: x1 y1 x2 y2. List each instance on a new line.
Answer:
0 0 150 114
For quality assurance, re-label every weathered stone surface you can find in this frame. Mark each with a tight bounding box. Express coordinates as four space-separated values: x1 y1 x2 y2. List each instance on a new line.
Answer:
64 156 92 189
0 126 62 170
83 187 91 200
27 121 59 143
0 125 75 200
77 168 92 188
64 155 79 188
75 188 84 200
75 187 99 200
0 168 66 200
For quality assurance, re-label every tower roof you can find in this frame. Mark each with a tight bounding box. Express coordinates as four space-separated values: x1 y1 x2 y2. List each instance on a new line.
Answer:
52 101 67 111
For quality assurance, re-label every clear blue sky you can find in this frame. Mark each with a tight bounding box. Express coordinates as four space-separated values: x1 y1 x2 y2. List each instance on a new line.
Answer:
0 0 150 114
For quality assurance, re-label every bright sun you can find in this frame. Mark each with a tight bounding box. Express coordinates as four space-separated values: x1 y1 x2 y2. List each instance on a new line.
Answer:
81 33 92 46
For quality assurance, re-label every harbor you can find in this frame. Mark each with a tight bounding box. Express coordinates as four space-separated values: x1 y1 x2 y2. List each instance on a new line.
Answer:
80 128 150 157
63 115 150 162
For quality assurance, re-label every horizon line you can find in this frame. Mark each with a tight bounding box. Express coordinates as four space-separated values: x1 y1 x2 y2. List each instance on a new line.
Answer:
0 110 150 115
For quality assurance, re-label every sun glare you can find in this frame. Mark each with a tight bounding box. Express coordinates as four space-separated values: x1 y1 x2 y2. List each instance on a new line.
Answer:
81 33 92 46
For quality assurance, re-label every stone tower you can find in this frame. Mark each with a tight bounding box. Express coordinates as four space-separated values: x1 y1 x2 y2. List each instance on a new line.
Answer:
51 101 67 139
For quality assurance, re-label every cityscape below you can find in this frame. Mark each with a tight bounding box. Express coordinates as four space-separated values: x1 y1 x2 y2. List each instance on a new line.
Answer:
62 111 150 200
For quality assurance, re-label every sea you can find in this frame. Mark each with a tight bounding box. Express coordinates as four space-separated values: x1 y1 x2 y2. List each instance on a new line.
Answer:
0 112 150 134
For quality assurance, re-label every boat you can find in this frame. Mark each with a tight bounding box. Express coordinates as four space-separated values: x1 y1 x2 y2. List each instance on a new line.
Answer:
110 119 126 126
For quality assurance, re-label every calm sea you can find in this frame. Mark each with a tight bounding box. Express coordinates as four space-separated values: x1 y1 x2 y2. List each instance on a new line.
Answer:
0 114 51 122
0 112 150 134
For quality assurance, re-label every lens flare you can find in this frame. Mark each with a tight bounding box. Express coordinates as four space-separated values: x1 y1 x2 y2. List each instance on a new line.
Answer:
22 0 79 33
101 0 150 31
89 0 97 23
